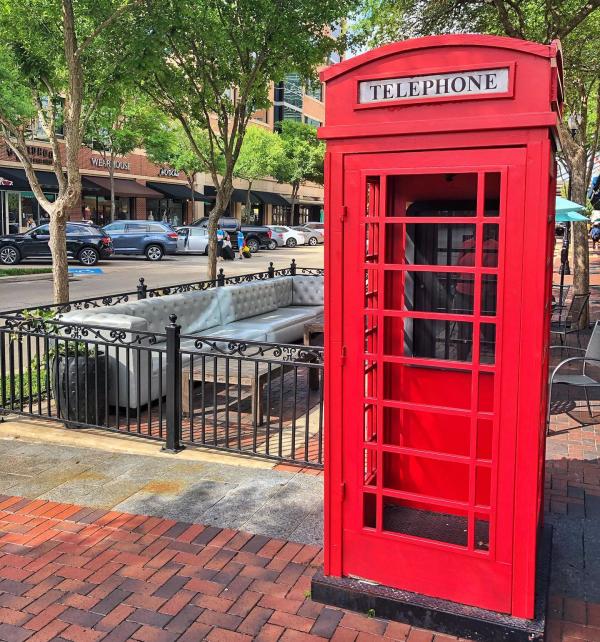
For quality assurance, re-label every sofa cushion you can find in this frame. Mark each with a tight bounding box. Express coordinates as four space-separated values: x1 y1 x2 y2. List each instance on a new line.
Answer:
218 281 277 324
250 306 322 332
117 289 221 336
189 320 267 343
272 276 293 308
292 275 324 306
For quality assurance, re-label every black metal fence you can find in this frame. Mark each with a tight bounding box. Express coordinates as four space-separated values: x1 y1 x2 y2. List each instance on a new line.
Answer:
0 263 324 468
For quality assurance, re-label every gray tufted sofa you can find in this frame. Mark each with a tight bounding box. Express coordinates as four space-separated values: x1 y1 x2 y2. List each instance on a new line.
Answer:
60 275 323 408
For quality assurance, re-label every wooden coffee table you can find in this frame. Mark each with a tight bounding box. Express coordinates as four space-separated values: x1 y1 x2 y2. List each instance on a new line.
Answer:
182 357 283 426
304 312 324 390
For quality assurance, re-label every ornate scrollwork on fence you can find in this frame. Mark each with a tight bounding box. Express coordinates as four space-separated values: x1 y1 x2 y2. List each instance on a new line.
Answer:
188 335 324 364
3 316 164 348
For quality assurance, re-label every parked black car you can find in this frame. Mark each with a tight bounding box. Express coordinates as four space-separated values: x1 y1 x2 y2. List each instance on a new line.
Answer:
0 223 114 266
190 217 274 252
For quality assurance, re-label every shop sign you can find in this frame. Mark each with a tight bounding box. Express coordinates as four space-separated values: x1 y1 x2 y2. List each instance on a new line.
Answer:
6 145 54 165
159 167 180 177
90 156 131 170
0 177 14 187
358 67 509 104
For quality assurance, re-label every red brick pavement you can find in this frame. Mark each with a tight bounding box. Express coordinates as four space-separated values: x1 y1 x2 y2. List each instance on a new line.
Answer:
0 495 596 642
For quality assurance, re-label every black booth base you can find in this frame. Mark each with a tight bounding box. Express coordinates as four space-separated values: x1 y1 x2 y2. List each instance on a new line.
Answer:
311 525 553 642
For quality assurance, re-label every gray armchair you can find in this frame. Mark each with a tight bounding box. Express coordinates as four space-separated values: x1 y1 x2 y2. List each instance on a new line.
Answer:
548 321 600 433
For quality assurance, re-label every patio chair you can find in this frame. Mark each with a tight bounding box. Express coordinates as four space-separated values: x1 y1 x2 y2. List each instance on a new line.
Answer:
551 283 571 318
550 292 590 346
547 321 600 433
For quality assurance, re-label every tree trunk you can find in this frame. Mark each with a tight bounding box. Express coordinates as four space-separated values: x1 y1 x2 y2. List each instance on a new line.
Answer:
188 173 196 225
570 151 590 326
49 208 70 304
289 182 300 226
109 156 116 221
206 178 234 280
245 180 253 223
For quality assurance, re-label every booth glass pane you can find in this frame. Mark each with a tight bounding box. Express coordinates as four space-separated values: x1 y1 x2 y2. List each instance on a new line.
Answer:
366 178 380 218
476 419 493 460
476 466 491 507
363 493 376 529
481 275 498 316
382 498 469 547
364 314 378 354
365 223 379 262
383 452 469 502
405 319 474 362
484 173 501 216
364 403 377 443
383 406 471 457
365 269 379 308
475 515 490 551
480 324 496 364
383 363 472 410
386 173 478 217
364 449 377 486
482 224 499 267
364 360 378 398
395 223 477 265
402 271 475 315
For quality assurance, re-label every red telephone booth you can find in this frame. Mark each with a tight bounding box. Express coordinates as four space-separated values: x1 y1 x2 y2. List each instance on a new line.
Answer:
316 35 562 630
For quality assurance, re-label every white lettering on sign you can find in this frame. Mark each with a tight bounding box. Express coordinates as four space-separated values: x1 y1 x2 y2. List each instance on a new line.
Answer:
90 156 131 170
358 68 509 104
159 167 180 177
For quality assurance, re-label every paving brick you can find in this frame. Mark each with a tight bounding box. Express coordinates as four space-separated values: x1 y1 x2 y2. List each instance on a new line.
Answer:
58 606 103 628
407 629 435 642
25 620 70 642
0 623 33 642
206 628 253 642
131 624 180 641
176 622 214 642
311 607 344 637
126 607 172 628
238 605 275 635
197 607 244 631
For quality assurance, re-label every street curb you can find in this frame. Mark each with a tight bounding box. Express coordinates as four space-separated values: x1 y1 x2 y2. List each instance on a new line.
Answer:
0 273 75 284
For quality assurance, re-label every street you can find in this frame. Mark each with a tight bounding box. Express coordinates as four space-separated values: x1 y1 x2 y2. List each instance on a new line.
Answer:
0 245 325 310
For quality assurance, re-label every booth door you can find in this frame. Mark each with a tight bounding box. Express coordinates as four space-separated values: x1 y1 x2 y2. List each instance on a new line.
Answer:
340 148 527 613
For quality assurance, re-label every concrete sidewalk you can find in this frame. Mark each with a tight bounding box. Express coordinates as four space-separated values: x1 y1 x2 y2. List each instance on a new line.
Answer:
0 422 322 546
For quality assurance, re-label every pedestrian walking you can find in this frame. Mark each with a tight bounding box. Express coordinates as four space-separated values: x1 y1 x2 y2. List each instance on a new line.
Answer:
216 225 225 260
591 222 600 250
237 229 244 260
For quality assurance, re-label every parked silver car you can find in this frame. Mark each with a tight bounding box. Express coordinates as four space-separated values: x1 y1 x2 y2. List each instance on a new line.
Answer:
293 225 323 246
177 226 209 254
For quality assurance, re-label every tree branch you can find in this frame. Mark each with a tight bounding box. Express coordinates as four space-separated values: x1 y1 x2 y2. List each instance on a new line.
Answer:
554 0 600 39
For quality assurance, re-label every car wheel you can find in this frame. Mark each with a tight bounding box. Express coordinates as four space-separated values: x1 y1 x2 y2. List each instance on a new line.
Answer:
286 237 297 248
0 246 20 265
308 236 318 246
78 247 99 266
267 239 277 250
145 244 164 261
246 238 259 253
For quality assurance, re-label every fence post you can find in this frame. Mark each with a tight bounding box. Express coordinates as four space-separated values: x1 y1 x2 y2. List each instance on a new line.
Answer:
163 314 184 453
290 258 297 275
137 277 147 300
217 268 225 286
268 262 275 278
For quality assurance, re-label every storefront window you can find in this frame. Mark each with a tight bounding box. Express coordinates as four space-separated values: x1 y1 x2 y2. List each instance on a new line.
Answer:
272 205 291 225
147 198 183 226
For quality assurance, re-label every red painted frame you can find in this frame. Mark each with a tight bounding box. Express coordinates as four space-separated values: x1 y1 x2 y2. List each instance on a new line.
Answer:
320 34 562 620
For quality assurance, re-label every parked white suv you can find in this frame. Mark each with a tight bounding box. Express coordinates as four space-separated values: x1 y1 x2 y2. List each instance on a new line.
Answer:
267 225 306 248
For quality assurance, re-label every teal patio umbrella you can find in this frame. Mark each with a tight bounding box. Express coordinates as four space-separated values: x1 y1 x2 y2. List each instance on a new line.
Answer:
556 195 585 213
555 197 588 308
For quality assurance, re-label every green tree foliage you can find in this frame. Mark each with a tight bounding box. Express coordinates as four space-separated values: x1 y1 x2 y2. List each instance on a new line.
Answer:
133 0 355 279
0 0 146 302
273 121 325 221
142 115 216 224
234 126 284 218
85 93 149 220
352 0 600 320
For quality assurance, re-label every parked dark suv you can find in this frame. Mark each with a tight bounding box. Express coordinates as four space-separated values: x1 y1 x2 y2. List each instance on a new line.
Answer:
0 222 113 266
103 220 178 261
190 217 273 253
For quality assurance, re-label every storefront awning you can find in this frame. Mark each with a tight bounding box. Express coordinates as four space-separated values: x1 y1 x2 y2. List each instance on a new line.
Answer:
203 185 261 205
283 196 324 207
84 176 163 198
252 191 290 207
0 167 103 193
146 181 210 202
